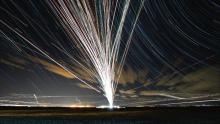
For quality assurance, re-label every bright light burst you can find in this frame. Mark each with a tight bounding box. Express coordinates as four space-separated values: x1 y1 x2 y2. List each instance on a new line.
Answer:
0 0 145 108
46 0 145 108
0 0 219 108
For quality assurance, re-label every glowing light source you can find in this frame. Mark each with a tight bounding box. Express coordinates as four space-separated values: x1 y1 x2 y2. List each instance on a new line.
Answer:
1 0 145 108
69 104 92 108
96 105 122 109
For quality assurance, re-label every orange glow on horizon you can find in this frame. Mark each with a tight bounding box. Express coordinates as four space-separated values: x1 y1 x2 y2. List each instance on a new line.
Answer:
69 104 92 108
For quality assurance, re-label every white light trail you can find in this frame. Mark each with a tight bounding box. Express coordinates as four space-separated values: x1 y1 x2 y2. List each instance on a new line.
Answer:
1 0 145 108
47 0 144 108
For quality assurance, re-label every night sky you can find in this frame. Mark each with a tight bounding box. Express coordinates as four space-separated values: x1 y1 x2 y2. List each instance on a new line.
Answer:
0 0 220 107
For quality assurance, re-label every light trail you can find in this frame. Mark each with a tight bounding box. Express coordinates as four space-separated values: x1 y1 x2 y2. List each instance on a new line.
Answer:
0 0 144 108
47 0 145 108
0 0 219 108
0 0 145 108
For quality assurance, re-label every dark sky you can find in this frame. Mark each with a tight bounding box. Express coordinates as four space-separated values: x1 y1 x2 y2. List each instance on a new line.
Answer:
0 0 220 107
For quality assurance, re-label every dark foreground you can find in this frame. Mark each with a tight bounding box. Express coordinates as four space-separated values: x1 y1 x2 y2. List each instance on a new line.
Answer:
0 106 220 124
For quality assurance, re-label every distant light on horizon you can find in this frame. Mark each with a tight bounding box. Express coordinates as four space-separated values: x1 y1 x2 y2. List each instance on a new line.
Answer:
96 105 123 109
69 104 92 108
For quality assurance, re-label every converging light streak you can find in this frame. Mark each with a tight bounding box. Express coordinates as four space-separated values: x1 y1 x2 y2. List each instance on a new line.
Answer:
0 0 145 108
47 0 144 108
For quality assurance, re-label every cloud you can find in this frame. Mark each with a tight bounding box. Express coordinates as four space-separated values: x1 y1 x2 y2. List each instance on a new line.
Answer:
119 89 136 95
28 56 75 79
140 91 184 99
76 83 94 90
1 54 150 87
0 56 25 70
175 66 220 93
117 66 148 85
155 66 220 93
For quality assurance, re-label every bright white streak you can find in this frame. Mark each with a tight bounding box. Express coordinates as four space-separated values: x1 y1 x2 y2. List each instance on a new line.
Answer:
47 0 133 108
1 0 144 108
0 20 100 93
47 0 145 108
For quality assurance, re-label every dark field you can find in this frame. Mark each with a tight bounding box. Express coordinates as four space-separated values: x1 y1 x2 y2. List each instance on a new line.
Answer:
0 107 220 124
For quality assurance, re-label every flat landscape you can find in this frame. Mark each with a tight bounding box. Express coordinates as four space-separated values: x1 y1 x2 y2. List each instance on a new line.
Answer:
0 106 220 124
